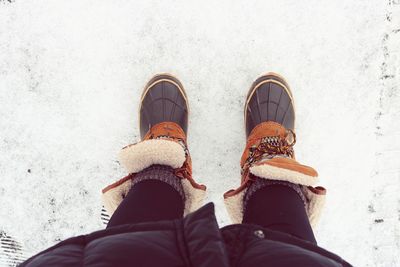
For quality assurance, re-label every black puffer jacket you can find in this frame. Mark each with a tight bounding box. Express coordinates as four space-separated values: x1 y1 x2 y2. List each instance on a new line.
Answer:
20 203 351 267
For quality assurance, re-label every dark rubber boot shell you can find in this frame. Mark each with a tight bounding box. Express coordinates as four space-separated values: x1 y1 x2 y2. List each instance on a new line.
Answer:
140 74 189 139
245 72 295 137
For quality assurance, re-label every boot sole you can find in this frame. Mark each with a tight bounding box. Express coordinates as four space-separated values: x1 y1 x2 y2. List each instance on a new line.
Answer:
139 73 190 135
244 72 296 131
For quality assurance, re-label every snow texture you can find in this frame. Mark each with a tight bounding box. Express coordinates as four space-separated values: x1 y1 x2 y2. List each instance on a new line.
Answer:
0 0 399 266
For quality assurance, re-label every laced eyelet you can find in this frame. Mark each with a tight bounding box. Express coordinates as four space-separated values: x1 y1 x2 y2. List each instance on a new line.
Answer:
285 129 296 147
241 132 296 175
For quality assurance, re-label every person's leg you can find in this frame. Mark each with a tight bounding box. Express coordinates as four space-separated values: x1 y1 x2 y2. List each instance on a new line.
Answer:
103 74 206 228
224 73 325 245
107 165 184 228
242 179 316 244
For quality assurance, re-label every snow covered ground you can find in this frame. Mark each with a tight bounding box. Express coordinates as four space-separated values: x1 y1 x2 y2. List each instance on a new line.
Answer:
0 0 399 266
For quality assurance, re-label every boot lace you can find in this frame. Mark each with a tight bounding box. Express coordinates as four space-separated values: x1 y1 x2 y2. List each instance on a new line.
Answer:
241 129 296 176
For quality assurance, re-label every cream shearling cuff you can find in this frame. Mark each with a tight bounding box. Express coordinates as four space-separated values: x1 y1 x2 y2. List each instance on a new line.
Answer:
102 139 206 217
224 163 326 228
303 186 326 226
119 139 186 173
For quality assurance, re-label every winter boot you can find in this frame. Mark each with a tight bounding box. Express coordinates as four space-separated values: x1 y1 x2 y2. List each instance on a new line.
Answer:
224 72 326 227
102 74 206 217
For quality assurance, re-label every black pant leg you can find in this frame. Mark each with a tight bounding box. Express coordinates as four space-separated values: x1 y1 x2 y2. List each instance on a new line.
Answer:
243 184 317 244
107 180 184 228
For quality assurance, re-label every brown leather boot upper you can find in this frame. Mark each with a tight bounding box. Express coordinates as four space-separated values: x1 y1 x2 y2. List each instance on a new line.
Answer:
245 72 295 137
140 74 189 139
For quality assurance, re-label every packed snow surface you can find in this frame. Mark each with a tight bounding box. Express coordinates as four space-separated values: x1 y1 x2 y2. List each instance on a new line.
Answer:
1 1 399 266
